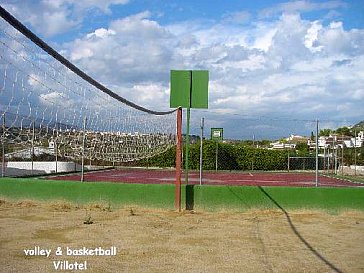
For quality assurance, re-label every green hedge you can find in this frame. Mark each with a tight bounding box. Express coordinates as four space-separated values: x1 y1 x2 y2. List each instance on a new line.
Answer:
138 141 289 171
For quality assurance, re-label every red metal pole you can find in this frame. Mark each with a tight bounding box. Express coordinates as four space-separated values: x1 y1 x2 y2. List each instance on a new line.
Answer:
175 107 182 212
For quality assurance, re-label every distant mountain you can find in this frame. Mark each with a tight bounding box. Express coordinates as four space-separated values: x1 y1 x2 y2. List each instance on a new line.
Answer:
353 120 364 130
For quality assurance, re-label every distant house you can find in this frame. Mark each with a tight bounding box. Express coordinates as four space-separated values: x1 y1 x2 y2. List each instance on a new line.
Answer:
270 134 308 150
270 141 296 150
286 134 309 143
307 131 363 149
318 135 341 148
345 131 364 148
6 147 54 159
275 131 364 151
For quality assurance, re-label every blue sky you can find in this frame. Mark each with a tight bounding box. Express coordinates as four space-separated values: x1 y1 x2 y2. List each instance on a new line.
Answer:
1 0 364 139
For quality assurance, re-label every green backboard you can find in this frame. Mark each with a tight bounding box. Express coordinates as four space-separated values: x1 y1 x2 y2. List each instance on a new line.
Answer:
211 128 223 141
170 70 208 108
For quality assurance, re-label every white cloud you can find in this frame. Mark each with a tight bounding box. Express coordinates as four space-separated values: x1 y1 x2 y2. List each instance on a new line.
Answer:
1 0 129 36
304 20 323 51
316 21 364 55
69 0 129 14
65 11 177 88
252 27 277 52
86 28 116 39
30 8 364 131
131 84 168 106
222 11 251 24
70 47 94 61
259 0 347 18
40 91 72 107
2 1 77 36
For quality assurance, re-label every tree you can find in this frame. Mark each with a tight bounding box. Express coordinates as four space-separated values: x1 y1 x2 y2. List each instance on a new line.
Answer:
319 129 332 136
295 142 309 156
335 126 353 136
310 131 315 141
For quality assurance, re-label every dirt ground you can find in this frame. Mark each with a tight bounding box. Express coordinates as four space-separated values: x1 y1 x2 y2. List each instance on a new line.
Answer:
0 200 363 273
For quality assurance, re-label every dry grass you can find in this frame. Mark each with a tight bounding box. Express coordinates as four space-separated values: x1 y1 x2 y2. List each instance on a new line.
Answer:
0 199 363 273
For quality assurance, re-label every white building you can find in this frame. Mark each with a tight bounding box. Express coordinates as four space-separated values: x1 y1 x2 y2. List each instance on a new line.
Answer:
308 131 363 149
270 142 296 150
344 131 363 148
273 131 363 150
6 147 54 159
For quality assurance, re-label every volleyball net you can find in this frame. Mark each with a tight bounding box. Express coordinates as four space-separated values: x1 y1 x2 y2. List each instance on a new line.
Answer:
0 7 176 176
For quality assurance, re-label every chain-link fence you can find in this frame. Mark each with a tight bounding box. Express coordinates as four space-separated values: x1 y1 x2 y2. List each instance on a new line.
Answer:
144 110 363 177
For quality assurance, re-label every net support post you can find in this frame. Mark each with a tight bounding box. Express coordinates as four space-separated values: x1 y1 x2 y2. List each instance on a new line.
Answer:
175 107 182 212
184 70 193 185
185 107 191 184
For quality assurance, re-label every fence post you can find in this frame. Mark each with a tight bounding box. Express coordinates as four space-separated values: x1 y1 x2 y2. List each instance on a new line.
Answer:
31 120 35 175
334 135 337 175
354 128 357 176
55 121 58 173
215 141 218 172
341 134 344 175
81 117 87 182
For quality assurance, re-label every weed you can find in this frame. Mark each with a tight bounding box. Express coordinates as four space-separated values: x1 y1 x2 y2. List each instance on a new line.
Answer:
84 210 94 224
129 208 136 216
104 202 112 212
84 215 93 225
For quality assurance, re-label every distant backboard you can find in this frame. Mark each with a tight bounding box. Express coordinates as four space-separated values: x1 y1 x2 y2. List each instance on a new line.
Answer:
211 128 223 141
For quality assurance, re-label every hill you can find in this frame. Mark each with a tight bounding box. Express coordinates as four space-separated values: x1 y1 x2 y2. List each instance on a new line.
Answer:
353 120 364 130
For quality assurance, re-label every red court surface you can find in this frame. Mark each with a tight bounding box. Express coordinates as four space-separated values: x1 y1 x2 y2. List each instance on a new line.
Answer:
47 169 364 188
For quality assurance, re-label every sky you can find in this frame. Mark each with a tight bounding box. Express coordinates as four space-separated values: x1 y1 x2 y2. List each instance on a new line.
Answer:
1 0 364 139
